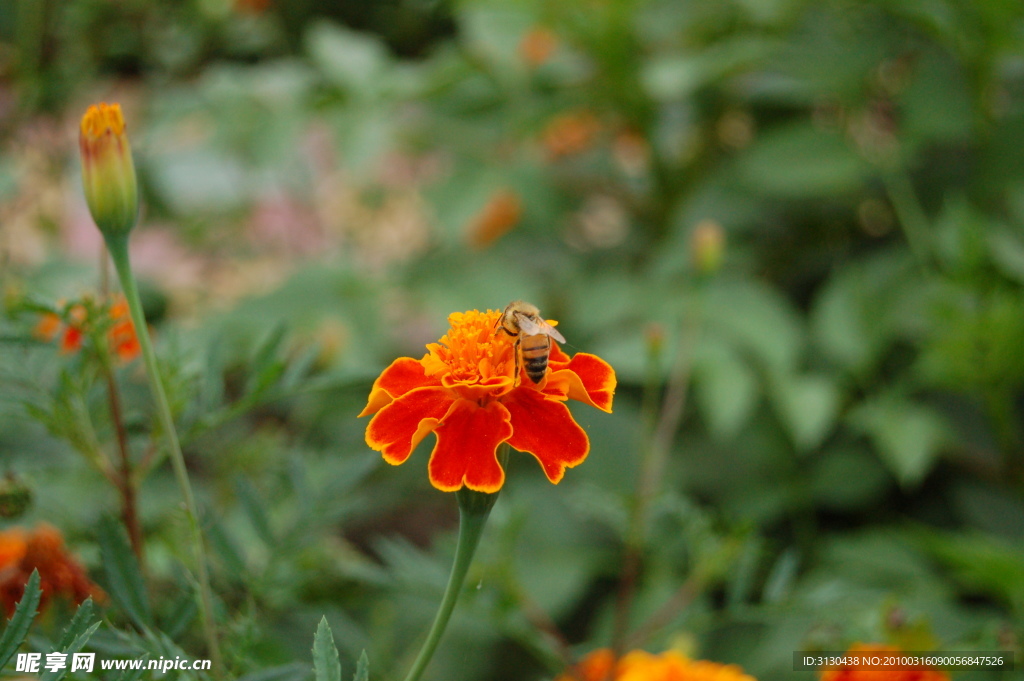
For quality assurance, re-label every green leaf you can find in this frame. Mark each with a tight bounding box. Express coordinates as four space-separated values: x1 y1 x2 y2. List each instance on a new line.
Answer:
162 588 198 640
642 37 776 99
113 655 149 681
0 570 40 671
694 342 759 439
762 548 799 604
352 651 369 681
987 225 1024 286
703 279 803 373
850 397 948 487
207 515 248 577
915 530 1024 611
736 123 870 197
772 373 841 452
235 476 276 546
97 516 152 630
54 598 95 651
245 324 288 397
305 21 388 94
313 616 342 681
40 619 102 681
810 445 891 512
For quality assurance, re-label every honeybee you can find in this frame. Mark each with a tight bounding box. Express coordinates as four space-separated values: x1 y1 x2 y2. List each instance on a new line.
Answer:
496 300 566 384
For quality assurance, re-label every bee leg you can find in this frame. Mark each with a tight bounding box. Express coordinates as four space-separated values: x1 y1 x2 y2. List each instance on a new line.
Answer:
513 336 522 387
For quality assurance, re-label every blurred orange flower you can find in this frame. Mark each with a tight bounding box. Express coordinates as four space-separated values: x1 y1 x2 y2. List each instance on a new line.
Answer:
820 644 950 681
34 296 140 363
543 111 602 159
556 648 759 681
0 523 105 618
467 189 522 249
360 308 615 493
520 27 559 66
107 298 142 362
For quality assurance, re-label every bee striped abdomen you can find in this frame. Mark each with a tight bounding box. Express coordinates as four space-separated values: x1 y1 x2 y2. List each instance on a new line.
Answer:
520 334 551 383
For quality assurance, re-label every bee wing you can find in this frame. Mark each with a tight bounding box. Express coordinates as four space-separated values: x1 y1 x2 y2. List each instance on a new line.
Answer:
515 312 567 343
545 322 566 344
516 314 544 336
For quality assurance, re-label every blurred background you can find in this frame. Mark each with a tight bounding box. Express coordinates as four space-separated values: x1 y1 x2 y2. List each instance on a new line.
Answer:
1 0 1023 679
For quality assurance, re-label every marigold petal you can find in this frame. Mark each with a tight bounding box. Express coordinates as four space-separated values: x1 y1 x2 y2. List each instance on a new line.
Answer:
554 649 616 681
427 400 512 492
365 387 454 464
0 528 27 568
359 357 439 417
505 387 589 483
554 352 616 412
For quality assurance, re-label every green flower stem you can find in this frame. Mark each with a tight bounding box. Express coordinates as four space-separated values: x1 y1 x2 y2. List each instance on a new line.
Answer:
402 447 505 681
882 170 932 270
103 233 222 675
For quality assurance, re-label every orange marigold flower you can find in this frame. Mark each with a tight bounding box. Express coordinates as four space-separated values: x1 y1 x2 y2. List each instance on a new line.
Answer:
60 324 85 354
0 523 105 618
107 297 141 362
520 26 559 67
557 648 759 681
820 644 950 681
34 312 62 342
360 308 615 493
0 527 27 567
543 111 602 159
35 296 140 363
467 189 522 249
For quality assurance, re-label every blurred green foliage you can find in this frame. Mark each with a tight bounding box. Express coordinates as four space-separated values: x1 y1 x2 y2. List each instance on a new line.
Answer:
2 0 1024 679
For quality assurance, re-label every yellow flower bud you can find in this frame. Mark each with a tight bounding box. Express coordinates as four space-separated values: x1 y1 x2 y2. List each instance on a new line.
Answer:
79 103 138 238
691 219 725 275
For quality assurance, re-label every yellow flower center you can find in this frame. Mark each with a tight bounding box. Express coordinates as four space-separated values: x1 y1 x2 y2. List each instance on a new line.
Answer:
80 103 126 139
422 309 516 390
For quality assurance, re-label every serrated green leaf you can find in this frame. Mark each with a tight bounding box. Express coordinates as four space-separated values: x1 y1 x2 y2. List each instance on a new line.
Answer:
98 516 152 630
55 598 95 650
352 651 369 681
162 589 198 640
313 616 342 681
0 570 41 671
41 620 102 681
114 654 149 681
207 516 247 576
246 324 288 396
234 476 275 546
279 344 319 393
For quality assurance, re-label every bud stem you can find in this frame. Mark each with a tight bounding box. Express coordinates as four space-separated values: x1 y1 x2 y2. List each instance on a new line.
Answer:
103 233 222 675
